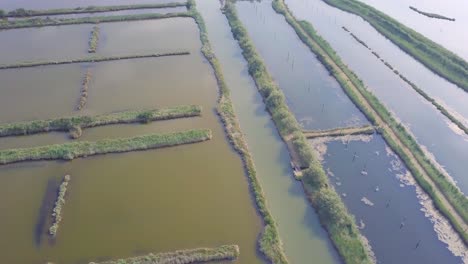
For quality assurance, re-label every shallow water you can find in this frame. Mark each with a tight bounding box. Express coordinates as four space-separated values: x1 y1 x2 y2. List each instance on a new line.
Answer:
286 0 468 194
314 135 462 263
195 0 341 263
0 15 262 264
0 0 176 11
236 0 368 130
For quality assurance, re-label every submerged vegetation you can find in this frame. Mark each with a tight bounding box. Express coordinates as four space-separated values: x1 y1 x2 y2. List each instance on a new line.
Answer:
49 175 71 237
272 0 468 244
409 6 455 21
0 105 201 138
4 2 188 18
341 27 468 135
77 68 92 110
224 2 372 263
0 51 190 69
321 0 468 92
188 1 288 262
93 245 239 264
0 11 191 30
0 129 211 165
88 26 100 53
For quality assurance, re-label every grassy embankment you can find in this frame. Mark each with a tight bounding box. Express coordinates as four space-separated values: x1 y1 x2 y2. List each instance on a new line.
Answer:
0 105 201 138
49 174 71 237
3 2 187 18
76 68 92 111
93 245 239 264
88 25 100 53
272 0 468 244
341 27 468 135
224 2 371 263
0 51 190 69
0 129 211 165
409 6 455 21
303 125 375 139
0 11 191 30
187 1 288 263
322 0 468 92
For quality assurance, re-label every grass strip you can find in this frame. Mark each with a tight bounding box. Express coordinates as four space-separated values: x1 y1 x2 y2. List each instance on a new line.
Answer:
3 2 188 18
0 105 201 138
76 68 92 111
0 11 191 30
272 0 468 244
341 27 468 135
88 25 100 53
0 51 190 69
187 1 289 263
0 129 211 165
224 2 372 263
409 6 455 21
321 0 468 92
93 244 239 264
49 174 71 237
303 125 375 139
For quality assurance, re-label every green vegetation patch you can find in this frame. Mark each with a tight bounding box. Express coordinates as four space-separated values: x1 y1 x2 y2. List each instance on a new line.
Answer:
188 1 289 262
409 6 455 21
92 244 239 264
225 1 372 263
49 174 71 237
276 0 468 244
0 105 201 138
0 51 190 69
88 25 100 53
0 129 211 165
322 0 468 92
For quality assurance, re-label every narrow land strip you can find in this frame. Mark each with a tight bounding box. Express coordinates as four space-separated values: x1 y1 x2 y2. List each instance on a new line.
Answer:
92 244 239 264
321 0 468 92
0 51 190 69
225 1 372 263
409 6 455 21
3 2 188 18
273 0 468 245
0 105 201 138
303 125 375 139
342 27 468 135
49 174 70 237
188 1 289 262
0 129 212 165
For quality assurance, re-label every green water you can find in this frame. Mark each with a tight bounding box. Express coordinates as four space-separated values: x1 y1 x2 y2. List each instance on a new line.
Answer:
0 16 262 264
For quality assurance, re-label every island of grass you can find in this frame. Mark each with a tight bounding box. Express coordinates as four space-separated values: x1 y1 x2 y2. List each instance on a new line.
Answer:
3 2 188 18
0 51 190 69
303 125 376 139
271 0 467 245
49 174 71 237
224 2 372 263
0 105 201 138
187 1 289 262
0 129 212 165
321 0 468 92
88 25 100 53
409 6 455 21
0 11 192 30
77 68 92 111
91 244 239 264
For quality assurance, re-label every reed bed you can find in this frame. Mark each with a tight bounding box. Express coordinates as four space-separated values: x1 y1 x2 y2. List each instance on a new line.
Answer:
0 129 211 165
88 26 100 53
77 68 92 111
49 175 71 237
272 0 467 244
92 244 239 264
187 1 288 262
0 51 190 69
409 6 455 21
322 0 468 92
0 105 201 138
303 125 375 139
341 27 468 135
0 11 191 30
4 2 188 18
225 2 371 263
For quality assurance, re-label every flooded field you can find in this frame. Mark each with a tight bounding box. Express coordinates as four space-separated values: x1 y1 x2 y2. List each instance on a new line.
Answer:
0 13 263 264
311 135 464 263
0 0 176 11
286 0 468 193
